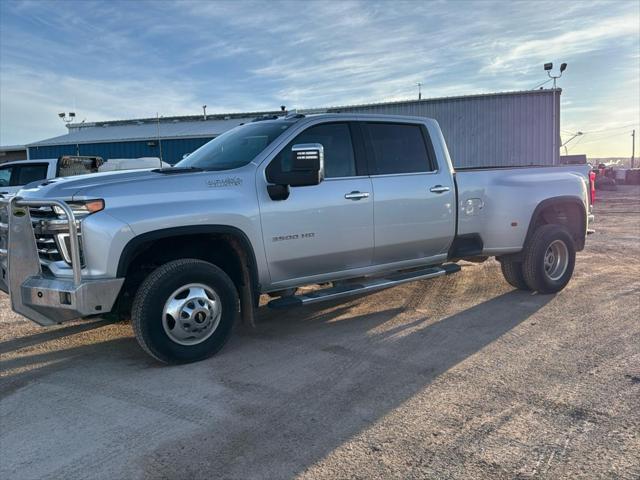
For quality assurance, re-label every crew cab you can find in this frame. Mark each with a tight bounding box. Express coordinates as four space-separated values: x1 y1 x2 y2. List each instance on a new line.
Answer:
0 114 595 363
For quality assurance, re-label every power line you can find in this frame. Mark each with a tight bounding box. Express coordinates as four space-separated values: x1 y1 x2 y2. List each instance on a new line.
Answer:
581 123 639 134
531 78 553 90
567 134 586 152
574 131 633 145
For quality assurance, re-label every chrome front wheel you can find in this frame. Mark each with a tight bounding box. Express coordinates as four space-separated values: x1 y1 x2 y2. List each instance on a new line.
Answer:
162 283 222 346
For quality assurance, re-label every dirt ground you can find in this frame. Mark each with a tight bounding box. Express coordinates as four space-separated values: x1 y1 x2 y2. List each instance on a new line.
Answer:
1 186 639 480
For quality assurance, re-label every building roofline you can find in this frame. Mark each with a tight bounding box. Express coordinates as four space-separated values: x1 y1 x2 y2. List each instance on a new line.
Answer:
28 133 221 148
66 110 284 130
314 88 562 112
62 88 560 130
26 88 563 148
0 145 27 151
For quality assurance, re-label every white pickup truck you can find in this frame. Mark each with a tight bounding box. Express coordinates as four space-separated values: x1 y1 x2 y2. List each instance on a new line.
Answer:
0 156 169 196
0 113 595 363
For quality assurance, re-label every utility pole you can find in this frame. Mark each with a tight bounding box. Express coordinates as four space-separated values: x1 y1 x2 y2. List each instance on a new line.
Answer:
632 129 636 169
417 82 422 100
156 113 163 165
543 63 567 164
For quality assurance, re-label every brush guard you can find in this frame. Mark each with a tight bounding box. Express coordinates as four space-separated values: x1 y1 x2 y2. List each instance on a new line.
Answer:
0 195 123 326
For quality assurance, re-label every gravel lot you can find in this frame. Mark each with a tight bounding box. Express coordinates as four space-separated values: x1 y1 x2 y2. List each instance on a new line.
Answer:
1 186 639 480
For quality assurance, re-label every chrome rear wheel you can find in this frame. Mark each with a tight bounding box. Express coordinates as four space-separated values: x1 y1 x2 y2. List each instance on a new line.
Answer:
522 224 576 294
544 240 569 281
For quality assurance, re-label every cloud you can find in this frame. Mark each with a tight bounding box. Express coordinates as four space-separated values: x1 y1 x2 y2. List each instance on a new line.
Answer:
0 0 638 156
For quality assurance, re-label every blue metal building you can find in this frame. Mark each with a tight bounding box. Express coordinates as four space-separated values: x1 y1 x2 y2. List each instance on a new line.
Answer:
27 112 280 165
27 89 561 168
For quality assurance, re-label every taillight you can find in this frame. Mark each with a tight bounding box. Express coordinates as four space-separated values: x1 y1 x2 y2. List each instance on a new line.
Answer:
589 171 596 205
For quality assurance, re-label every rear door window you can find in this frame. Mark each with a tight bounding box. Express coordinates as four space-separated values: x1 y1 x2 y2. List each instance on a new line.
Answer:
13 164 49 185
364 123 435 175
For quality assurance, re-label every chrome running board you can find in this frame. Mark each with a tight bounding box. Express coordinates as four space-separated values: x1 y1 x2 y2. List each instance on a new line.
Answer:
268 263 461 309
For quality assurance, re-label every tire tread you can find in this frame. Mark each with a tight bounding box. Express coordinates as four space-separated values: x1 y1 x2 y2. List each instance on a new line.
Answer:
131 258 237 363
522 224 575 294
500 260 529 290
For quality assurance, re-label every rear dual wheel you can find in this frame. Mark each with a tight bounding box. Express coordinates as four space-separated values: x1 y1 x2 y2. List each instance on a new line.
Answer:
501 224 576 294
500 259 529 290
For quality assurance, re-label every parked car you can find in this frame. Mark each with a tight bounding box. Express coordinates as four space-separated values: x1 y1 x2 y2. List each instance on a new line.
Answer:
0 156 170 195
0 113 595 363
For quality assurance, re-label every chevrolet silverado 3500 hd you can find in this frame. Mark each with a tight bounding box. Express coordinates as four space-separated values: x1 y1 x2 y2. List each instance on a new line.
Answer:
0 114 595 363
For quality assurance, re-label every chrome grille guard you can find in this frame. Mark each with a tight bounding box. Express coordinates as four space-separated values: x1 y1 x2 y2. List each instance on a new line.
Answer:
0 195 11 293
0 195 123 326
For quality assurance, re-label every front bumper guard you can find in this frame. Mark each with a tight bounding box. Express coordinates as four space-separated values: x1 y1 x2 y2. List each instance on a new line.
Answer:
0 196 123 326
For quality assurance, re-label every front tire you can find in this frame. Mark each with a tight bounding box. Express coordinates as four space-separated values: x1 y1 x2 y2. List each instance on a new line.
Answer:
132 259 238 364
522 224 576 294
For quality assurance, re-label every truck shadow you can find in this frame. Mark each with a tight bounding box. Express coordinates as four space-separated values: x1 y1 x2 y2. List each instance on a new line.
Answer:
140 290 554 479
0 317 114 356
1 289 553 479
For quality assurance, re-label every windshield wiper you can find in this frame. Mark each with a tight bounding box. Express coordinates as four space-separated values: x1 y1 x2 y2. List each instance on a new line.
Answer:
153 166 203 174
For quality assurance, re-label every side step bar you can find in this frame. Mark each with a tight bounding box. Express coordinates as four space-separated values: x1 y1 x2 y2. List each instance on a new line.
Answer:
268 263 461 309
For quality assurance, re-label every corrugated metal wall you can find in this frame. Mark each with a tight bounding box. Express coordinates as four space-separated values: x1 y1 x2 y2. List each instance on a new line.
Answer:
28 137 213 165
27 90 560 169
327 90 560 168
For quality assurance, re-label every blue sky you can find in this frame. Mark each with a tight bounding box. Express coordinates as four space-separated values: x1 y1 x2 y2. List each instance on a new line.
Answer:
1 0 638 157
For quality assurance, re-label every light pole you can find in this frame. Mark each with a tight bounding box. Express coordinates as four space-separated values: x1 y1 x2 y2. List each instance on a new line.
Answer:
58 112 78 155
632 129 636 169
562 131 583 155
58 112 76 124
544 62 567 89
544 62 567 163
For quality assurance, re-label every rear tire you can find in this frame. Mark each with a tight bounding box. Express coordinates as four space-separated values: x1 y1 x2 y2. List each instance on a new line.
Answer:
132 259 238 364
522 224 576 294
500 260 529 290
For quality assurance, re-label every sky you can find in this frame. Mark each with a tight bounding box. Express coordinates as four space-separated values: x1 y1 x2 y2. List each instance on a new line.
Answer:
0 0 638 157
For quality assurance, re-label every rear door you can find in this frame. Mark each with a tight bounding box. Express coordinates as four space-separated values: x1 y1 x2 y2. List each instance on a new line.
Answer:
362 121 456 265
258 121 374 285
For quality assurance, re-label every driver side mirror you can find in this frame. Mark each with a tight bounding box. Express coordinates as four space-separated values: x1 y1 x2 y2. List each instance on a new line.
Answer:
287 143 325 187
267 143 325 200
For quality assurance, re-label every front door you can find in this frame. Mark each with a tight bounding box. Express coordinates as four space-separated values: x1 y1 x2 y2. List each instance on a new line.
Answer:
362 121 456 265
258 122 374 285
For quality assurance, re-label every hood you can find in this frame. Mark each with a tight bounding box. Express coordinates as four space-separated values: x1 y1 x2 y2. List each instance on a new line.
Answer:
18 169 164 199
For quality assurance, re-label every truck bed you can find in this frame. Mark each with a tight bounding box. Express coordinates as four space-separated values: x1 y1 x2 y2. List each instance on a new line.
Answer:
454 164 591 255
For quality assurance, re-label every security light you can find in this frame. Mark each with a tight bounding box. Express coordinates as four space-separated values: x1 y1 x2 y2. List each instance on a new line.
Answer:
58 112 77 124
544 61 567 88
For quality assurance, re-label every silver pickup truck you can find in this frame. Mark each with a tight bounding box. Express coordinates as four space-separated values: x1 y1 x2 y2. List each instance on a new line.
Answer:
0 114 594 363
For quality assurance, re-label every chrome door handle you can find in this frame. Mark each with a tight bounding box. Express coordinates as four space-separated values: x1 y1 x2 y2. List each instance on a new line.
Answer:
429 185 450 194
344 191 370 200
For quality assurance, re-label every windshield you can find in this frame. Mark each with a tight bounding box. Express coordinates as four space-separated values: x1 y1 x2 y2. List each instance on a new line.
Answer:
175 120 295 170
